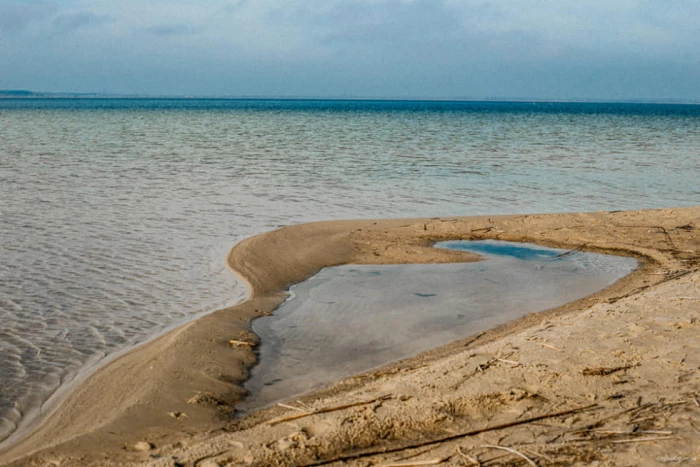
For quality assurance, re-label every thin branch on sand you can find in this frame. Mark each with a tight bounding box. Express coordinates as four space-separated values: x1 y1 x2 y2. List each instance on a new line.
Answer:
228 339 255 348
193 450 228 467
610 436 674 444
657 226 676 248
563 402 654 436
267 395 393 426
277 403 307 413
456 446 480 466
496 358 521 366
299 404 598 466
480 445 537 467
377 458 449 467
604 268 700 304
539 342 562 352
582 364 639 376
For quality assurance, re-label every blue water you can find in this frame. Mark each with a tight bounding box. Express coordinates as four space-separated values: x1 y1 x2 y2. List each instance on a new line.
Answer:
441 240 563 261
2 98 700 115
0 98 698 445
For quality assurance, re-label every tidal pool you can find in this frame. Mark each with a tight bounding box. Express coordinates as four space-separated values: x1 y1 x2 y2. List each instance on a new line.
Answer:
242 241 637 411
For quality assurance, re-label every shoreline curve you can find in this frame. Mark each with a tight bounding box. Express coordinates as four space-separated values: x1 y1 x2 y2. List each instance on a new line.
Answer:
1 207 699 466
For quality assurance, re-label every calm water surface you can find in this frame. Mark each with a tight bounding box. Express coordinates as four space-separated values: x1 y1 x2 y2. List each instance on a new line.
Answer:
0 99 699 443
244 240 637 410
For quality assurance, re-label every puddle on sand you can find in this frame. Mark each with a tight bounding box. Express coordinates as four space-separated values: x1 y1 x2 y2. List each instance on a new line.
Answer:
241 240 637 412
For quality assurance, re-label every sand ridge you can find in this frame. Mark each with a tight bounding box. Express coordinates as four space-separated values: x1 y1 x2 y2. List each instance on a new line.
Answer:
1 207 699 466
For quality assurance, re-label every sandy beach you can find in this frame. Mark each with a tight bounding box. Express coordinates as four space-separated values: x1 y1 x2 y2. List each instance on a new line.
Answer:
1 207 699 466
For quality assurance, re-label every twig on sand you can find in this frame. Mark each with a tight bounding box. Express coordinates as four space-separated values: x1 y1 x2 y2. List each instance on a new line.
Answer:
582 364 639 376
296 399 314 411
672 223 695 231
392 445 442 462
480 445 537 467
657 226 676 248
193 450 228 467
610 436 674 444
277 403 307 413
267 395 393 426
563 403 653 436
377 458 449 467
228 339 255 348
603 269 700 304
662 400 689 407
456 446 480 466
496 358 521 366
523 448 555 463
298 404 598 466
463 331 486 348
594 430 673 435
539 342 562 352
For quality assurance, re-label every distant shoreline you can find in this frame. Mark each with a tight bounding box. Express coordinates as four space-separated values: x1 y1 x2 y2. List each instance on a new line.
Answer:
1 92 699 105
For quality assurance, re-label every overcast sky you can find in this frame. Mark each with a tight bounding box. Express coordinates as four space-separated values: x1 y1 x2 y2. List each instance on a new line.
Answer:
1 0 699 100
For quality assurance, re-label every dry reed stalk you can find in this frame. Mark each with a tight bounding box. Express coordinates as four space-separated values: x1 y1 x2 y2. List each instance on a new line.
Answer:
480 445 537 467
267 395 393 425
377 458 449 467
610 436 674 444
228 339 254 348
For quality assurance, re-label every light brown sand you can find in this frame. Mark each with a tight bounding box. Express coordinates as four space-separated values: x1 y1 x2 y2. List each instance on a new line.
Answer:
1 207 699 466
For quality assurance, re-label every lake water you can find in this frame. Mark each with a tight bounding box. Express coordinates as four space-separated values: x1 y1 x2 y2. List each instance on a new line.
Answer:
0 99 698 444
243 240 637 410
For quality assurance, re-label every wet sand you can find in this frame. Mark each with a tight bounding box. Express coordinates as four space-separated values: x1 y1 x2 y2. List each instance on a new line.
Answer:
1 207 699 466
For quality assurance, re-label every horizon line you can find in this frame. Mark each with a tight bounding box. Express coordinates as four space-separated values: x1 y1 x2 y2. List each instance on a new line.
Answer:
1 90 699 105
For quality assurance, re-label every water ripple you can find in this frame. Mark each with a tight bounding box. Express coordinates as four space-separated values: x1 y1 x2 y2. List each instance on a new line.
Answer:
1 101 699 444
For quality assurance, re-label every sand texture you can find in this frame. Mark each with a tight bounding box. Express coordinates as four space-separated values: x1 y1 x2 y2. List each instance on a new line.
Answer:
1 207 699 466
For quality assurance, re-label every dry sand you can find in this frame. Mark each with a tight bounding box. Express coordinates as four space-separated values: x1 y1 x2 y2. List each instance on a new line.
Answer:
1 207 699 466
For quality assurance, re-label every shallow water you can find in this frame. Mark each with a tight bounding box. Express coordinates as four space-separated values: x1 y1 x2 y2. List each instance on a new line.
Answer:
0 99 698 443
242 241 637 410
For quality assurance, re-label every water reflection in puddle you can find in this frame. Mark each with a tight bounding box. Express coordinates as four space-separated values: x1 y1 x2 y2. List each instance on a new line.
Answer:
242 241 637 411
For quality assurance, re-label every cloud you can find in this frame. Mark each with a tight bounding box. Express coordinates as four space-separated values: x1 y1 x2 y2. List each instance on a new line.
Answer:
0 2 56 32
146 23 203 36
51 11 113 34
313 0 463 45
219 0 249 15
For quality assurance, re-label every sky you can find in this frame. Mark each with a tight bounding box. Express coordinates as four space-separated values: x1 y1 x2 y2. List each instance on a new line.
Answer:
1 0 699 100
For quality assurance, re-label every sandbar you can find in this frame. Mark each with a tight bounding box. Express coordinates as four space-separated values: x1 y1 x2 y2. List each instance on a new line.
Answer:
1 207 698 466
